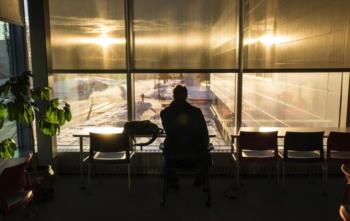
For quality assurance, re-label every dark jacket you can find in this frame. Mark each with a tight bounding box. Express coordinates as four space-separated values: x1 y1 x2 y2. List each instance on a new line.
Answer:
160 100 209 159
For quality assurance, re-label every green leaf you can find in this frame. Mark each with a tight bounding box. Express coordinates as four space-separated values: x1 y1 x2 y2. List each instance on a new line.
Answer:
0 82 10 97
58 109 65 126
50 99 59 108
41 87 51 100
7 102 16 121
39 119 60 136
22 103 33 124
64 105 72 122
0 138 17 158
0 104 5 129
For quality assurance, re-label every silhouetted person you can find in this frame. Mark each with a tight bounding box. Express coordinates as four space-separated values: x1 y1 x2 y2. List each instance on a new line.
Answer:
160 85 210 189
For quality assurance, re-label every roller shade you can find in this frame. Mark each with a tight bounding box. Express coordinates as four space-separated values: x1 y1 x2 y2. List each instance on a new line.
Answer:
0 0 24 26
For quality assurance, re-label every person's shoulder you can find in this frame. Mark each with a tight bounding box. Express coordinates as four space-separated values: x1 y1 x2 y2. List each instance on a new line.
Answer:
160 105 170 116
187 103 201 113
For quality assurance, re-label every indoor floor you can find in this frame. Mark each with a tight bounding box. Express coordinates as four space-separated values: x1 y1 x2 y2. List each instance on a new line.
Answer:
8 175 346 221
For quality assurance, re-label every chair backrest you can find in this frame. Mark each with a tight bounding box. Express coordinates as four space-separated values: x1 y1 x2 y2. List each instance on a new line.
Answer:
0 155 31 200
327 132 350 156
89 132 130 155
238 131 278 156
284 131 324 156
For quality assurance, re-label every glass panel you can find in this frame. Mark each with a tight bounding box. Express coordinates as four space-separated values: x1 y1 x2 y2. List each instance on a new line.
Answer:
0 21 17 144
0 22 11 78
242 73 342 127
50 74 127 150
49 0 126 70
244 0 350 69
133 0 238 69
134 73 235 150
210 73 236 139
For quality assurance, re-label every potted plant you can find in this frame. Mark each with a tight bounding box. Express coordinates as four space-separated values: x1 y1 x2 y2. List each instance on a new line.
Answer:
0 71 72 200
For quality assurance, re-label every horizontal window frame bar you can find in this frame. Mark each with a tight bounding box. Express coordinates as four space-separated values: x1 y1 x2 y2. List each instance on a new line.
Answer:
52 68 350 74
243 68 350 73
52 69 127 74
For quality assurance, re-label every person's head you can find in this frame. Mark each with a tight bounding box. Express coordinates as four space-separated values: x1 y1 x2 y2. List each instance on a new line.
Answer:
173 85 188 101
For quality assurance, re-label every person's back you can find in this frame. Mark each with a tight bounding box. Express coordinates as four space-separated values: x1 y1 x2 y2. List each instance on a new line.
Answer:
160 85 209 187
160 85 209 159
161 100 208 159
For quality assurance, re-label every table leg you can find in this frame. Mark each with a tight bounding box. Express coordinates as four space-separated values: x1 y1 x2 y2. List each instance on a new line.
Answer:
79 137 85 190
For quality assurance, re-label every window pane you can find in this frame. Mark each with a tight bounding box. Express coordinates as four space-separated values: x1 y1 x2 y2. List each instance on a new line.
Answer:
50 74 127 150
0 22 11 78
135 73 235 149
133 0 238 69
242 73 343 127
0 21 17 144
49 0 126 70
244 0 350 69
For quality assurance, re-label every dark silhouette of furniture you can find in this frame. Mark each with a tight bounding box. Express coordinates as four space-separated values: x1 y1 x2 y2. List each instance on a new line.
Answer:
280 131 325 185
327 132 350 184
160 144 213 207
341 164 350 221
87 132 134 193
232 131 279 187
0 155 37 221
340 204 350 221
342 164 350 203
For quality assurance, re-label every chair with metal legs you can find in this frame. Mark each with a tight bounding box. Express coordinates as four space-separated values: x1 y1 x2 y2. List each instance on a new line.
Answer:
279 131 325 186
326 132 350 185
232 131 279 188
87 132 134 193
160 143 213 207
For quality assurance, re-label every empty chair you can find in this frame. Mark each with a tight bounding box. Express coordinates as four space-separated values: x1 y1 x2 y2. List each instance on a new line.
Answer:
327 132 350 162
87 132 134 193
327 132 350 184
232 131 279 187
280 131 325 184
0 155 37 220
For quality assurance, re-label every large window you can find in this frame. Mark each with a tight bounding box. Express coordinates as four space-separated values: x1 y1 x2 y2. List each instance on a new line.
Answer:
244 0 350 69
49 0 126 70
242 73 345 127
133 0 238 69
50 74 127 149
46 0 350 153
134 73 234 149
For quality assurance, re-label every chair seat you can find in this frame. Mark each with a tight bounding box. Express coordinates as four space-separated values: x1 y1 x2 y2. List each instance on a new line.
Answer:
242 150 275 158
279 150 320 158
329 151 350 160
232 150 276 161
93 151 134 161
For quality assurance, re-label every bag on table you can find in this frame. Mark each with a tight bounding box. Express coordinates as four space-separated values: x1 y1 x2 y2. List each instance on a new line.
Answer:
123 120 163 146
